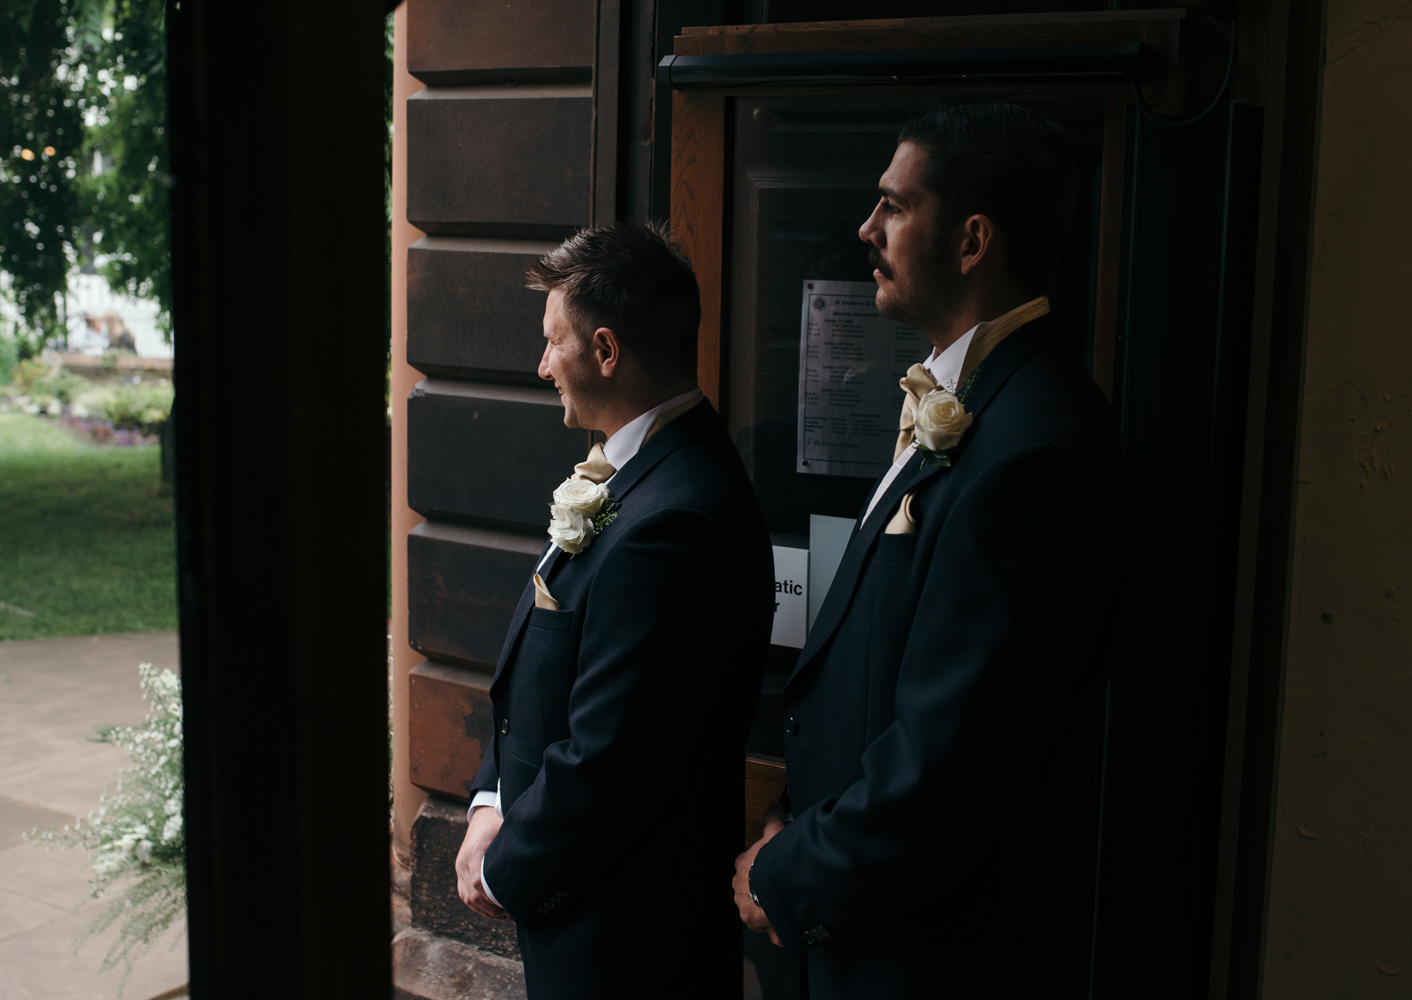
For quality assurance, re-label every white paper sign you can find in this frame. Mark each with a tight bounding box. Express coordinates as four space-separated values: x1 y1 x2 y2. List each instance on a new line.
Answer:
771 546 809 649
797 279 929 477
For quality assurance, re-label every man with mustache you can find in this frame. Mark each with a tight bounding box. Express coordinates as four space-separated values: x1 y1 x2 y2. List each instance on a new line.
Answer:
453 222 774 998
733 103 1129 997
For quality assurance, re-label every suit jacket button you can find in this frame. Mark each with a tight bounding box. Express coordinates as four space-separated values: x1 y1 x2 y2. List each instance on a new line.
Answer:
556 891 569 898
500 718 510 735
785 717 800 736
537 907 548 915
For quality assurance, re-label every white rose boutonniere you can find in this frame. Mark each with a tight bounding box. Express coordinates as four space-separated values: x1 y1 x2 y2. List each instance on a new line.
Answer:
913 388 974 468
547 478 619 555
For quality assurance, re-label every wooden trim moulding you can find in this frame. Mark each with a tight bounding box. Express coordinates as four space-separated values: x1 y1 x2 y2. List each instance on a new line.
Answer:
671 89 727 408
673 9 1186 113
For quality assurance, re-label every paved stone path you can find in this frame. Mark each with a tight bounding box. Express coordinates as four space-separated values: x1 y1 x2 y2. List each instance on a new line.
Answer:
0 632 188 1000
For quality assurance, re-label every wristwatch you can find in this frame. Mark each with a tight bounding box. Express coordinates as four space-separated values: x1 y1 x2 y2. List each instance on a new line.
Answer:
748 863 762 907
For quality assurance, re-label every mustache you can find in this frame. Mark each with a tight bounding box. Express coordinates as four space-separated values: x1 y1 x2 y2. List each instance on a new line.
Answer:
867 246 892 279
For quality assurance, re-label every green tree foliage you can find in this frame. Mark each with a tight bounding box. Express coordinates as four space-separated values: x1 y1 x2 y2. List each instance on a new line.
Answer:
0 0 92 337
0 0 167 344
78 0 169 333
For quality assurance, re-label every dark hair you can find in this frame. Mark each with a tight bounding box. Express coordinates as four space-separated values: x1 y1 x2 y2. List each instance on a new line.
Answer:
897 103 1075 297
526 221 700 380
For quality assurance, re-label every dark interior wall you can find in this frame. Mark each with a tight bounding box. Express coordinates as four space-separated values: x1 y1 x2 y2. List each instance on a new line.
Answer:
1092 103 1266 997
167 1 392 995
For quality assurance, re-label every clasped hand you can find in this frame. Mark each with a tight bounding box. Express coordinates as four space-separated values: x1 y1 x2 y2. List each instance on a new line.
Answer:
733 801 788 947
455 805 511 922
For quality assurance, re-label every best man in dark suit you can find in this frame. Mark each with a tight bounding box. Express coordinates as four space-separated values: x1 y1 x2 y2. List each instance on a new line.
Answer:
454 222 774 999
733 104 1129 997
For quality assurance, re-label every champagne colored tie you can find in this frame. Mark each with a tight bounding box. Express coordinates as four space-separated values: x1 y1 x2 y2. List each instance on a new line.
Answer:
572 442 616 484
894 363 940 462
891 296 1051 463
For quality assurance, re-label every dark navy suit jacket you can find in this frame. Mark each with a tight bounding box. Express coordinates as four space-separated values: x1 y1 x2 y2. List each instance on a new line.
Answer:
471 400 774 999
750 316 1128 999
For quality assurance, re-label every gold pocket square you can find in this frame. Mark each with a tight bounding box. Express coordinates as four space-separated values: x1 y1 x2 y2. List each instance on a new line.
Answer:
883 492 919 535
533 573 560 611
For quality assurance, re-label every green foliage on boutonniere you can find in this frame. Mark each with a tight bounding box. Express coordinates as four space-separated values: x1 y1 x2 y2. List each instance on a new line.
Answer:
591 500 620 536
957 363 982 405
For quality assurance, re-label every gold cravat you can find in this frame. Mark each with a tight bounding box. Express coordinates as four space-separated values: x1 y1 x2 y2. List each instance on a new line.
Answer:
891 296 1051 462
572 442 616 484
894 363 940 462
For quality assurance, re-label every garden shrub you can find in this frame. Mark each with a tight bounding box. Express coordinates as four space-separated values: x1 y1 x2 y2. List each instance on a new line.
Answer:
14 357 53 394
19 364 89 408
96 381 174 432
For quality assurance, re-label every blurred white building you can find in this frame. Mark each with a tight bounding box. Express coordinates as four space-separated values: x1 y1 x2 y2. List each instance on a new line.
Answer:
0 270 171 361
64 272 171 360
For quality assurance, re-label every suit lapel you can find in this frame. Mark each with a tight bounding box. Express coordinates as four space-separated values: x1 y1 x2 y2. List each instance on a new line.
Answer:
957 313 1060 421
788 451 938 687
489 402 718 690
786 318 1062 689
603 399 714 504
490 542 560 688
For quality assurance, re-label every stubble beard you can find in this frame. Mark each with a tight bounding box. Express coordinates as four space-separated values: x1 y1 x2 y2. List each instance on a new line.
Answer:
868 243 963 334
556 341 608 431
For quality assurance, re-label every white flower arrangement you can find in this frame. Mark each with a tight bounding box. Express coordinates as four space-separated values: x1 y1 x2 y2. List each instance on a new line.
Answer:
913 366 980 468
547 477 617 555
29 663 185 993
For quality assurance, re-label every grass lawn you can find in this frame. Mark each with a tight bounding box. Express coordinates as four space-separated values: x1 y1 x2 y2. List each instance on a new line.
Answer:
0 412 176 640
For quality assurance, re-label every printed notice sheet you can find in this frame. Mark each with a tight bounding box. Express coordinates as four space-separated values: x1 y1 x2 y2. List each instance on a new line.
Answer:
797 279 929 477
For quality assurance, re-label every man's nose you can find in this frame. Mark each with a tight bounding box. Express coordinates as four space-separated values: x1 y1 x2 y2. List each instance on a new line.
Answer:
859 204 884 245
538 342 553 381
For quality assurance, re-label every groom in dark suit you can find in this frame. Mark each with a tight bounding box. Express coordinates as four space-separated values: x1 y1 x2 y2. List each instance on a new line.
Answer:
733 104 1128 997
454 222 774 999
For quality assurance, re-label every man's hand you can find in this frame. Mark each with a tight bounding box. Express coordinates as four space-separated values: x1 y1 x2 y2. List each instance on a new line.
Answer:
455 806 510 922
734 800 788 946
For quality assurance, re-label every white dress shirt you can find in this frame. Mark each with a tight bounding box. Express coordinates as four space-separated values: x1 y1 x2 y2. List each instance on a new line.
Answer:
472 387 704 907
860 327 977 527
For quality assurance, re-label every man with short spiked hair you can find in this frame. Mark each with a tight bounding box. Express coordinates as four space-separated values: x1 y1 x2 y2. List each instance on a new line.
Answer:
454 221 774 999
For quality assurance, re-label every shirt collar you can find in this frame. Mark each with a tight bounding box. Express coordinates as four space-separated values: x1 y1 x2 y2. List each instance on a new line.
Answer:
920 295 1049 394
601 388 703 473
923 326 977 395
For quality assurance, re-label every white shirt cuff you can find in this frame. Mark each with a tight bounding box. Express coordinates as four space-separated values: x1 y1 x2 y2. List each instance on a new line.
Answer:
480 855 502 909
468 780 504 909
468 790 498 816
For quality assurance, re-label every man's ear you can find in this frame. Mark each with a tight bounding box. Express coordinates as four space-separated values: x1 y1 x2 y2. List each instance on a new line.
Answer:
589 327 621 377
958 213 998 276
